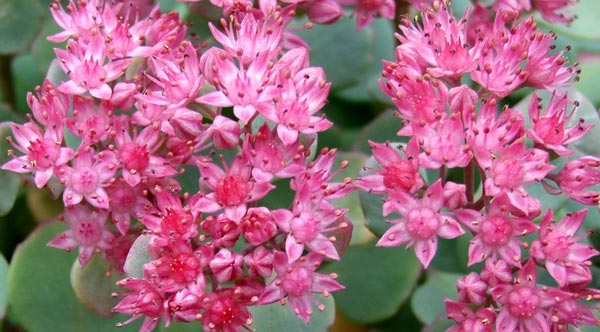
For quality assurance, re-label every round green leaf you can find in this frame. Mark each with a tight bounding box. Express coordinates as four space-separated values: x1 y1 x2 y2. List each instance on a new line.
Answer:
71 255 122 318
322 241 421 324
123 234 152 279
249 294 335 332
7 222 139 332
0 253 8 319
573 54 600 105
296 17 373 91
0 0 45 54
411 270 461 325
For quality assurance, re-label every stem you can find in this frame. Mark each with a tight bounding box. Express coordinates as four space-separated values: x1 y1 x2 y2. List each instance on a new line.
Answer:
439 166 446 183
0 54 15 108
393 1 410 45
465 161 474 203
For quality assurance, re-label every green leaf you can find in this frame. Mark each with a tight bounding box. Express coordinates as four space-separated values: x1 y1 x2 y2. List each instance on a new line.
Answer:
331 152 374 246
352 109 407 154
0 0 45 54
249 294 335 332
296 17 375 91
544 0 600 41
11 53 46 114
0 253 8 319
70 255 122 318
7 222 140 332
123 234 152 279
0 123 21 216
573 54 600 105
322 241 421 324
411 270 461 325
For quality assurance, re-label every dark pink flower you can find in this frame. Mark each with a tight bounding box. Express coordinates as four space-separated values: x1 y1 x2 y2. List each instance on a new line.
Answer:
554 156 600 205
200 289 252 332
446 300 496 332
456 272 488 305
113 278 169 332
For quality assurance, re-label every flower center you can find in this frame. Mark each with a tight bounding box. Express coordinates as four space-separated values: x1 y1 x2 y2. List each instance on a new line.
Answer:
74 219 102 246
282 266 312 297
534 117 564 145
383 160 416 191
120 143 150 171
215 174 250 206
291 214 320 243
406 207 439 240
480 215 513 247
169 253 200 284
71 166 98 194
110 184 137 213
507 286 540 319
28 138 59 169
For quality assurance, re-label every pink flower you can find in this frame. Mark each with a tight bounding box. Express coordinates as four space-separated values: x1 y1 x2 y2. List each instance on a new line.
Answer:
113 278 169 332
65 96 112 144
446 300 496 332
113 115 177 187
48 204 115 266
339 0 395 29
554 156 600 205
200 289 252 332
456 272 488 305
141 189 199 244
355 139 424 195
490 260 556 332
55 35 131 99
455 193 538 266
197 155 274 221
145 240 204 292
57 147 118 209
240 207 278 245
483 138 553 215
532 0 577 25
106 178 156 235
530 209 599 287
377 179 465 268
526 91 591 156
2 121 72 188
258 251 343 323
27 80 68 130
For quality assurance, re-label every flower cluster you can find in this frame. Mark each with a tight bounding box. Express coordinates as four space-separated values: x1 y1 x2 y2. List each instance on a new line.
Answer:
2 0 356 331
357 1 600 331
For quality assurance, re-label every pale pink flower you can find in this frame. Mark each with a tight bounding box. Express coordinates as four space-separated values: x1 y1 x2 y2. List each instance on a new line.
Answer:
455 193 538 266
377 179 465 268
258 251 344 323
456 272 488 305
339 0 395 29
55 35 131 99
554 156 600 205
530 209 599 287
240 207 278 245
209 248 244 282
2 121 72 188
48 204 115 266
446 300 496 332
526 91 592 156
532 0 577 25
57 148 118 209
491 260 556 332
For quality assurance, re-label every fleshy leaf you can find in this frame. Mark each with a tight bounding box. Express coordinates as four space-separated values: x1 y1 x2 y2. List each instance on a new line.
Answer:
123 234 152 279
0 0 45 54
411 270 461 325
331 151 374 246
7 222 140 332
249 294 335 331
322 241 421 324
0 253 8 319
0 123 20 216
70 255 122 318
